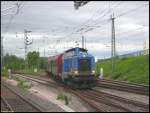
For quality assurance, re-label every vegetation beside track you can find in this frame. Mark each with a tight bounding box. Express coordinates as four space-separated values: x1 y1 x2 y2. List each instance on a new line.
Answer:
57 92 72 105
1 68 32 91
2 52 47 76
15 69 46 76
1 68 9 78
96 55 149 85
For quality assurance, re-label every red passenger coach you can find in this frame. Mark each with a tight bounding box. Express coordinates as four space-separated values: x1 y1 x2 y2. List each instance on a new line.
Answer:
47 54 63 77
56 54 63 76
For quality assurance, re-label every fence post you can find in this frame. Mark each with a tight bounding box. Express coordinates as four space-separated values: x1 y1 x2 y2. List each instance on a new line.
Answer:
99 68 103 79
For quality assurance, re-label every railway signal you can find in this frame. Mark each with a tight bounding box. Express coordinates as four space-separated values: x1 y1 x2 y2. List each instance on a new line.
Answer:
24 29 33 70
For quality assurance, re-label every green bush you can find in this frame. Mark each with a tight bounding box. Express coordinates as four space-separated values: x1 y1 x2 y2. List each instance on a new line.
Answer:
57 93 71 105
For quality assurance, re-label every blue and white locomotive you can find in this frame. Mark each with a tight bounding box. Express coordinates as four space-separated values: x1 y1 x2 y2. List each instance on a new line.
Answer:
47 47 97 88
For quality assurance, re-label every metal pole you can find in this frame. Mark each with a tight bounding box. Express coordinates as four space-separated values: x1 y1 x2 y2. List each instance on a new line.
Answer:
24 30 26 68
43 36 45 57
38 47 40 71
85 36 86 49
1 36 4 68
82 35 84 48
111 14 116 76
24 29 27 70
44 48 45 57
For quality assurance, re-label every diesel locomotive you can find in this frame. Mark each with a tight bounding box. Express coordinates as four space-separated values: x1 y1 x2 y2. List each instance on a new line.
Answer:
46 47 97 88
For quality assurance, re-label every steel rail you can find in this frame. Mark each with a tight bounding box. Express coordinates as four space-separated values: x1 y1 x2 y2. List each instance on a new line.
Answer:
97 79 149 95
80 91 132 112
99 78 149 89
12 73 149 112
91 90 149 109
1 96 14 112
13 74 105 111
1 82 43 112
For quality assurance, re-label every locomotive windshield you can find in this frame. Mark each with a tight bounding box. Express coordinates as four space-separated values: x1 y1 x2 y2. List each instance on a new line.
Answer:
79 50 87 55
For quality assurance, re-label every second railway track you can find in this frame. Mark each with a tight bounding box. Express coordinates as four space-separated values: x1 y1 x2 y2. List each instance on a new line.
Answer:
1 81 43 112
97 79 149 95
12 73 149 112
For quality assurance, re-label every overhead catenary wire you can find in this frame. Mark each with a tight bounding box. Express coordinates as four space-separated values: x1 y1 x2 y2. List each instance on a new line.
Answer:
22 1 148 54
1 1 116 51
73 2 122 34
1 2 24 16
115 3 149 19
1 1 25 61
3 2 25 32
53 2 113 41
82 1 122 28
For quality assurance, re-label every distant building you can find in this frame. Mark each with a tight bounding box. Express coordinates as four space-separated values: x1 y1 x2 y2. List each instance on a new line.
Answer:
144 38 149 55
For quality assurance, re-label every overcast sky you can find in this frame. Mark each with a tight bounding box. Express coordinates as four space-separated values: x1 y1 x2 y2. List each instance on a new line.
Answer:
1 1 149 60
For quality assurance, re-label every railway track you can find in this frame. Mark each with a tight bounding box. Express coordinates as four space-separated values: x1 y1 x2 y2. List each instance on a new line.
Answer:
1 81 43 112
100 78 149 87
79 90 149 112
12 73 149 112
1 97 14 112
13 71 149 95
97 79 149 95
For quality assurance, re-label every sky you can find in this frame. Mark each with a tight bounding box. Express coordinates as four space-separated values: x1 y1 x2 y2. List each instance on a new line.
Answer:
1 1 149 60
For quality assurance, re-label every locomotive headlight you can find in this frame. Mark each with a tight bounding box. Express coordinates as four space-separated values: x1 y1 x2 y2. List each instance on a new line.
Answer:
74 71 79 75
92 70 95 74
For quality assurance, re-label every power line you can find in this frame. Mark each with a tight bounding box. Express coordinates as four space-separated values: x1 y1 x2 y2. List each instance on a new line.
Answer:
116 3 149 19
54 2 120 51
85 1 122 27
3 2 24 32
1 5 16 12
76 18 110 33
57 2 111 40
74 2 122 34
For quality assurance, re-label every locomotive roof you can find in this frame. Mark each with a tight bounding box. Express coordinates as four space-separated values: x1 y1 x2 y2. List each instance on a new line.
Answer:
65 47 87 53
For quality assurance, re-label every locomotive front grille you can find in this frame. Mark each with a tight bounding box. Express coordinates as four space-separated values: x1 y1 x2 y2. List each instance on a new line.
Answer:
79 59 91 73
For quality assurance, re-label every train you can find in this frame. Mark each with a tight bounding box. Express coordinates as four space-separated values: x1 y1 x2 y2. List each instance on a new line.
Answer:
46 47 97 88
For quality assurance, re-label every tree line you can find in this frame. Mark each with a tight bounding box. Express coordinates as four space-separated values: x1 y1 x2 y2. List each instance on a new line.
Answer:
2 51 47 71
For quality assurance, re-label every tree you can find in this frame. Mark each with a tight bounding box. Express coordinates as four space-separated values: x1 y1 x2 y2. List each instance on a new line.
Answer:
26 51 40 69
39 57 47 69
3 53 25 70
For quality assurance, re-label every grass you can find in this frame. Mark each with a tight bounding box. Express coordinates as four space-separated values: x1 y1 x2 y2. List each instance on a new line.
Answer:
17 80 32 91
12 76 32 91
1 68 9 78
1 68 32 91
57 92 72 105
96 55 149 85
